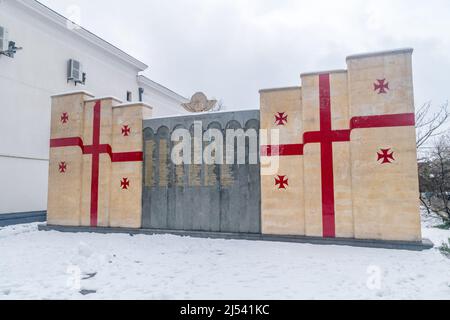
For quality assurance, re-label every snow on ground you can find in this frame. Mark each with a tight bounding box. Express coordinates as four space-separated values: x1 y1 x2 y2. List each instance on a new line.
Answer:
0 215 449 300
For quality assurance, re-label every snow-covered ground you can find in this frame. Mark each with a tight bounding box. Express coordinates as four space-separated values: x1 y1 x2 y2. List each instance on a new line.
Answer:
0 215 449 300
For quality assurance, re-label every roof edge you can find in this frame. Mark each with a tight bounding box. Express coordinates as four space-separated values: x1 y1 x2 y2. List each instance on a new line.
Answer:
146 108 260 121
346 48 414 61
51 90 95 98
85 96 123 103
138 75 189 103
114 102 153 110
300 69 347 77
259 86 301 94
16 0 148 71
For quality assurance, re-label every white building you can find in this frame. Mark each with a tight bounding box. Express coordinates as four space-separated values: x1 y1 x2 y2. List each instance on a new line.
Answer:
0 0 190 214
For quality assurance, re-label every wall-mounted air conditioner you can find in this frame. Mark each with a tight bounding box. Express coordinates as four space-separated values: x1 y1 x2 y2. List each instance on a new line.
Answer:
0 26 22 58
67 59 85 85
0 26 9 52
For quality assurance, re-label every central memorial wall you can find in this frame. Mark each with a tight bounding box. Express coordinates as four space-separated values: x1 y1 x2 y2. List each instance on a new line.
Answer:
142 111 261 234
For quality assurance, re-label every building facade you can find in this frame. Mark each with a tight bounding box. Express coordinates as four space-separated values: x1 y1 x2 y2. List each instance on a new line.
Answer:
0 0 188 214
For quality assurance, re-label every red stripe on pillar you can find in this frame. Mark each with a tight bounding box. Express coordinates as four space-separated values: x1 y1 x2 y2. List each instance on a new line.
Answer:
350 113 415 129
112 152 144 162
261 144 304 156
319 74 336 238
50 137 84 150
50 138 144 163
89 101 101 228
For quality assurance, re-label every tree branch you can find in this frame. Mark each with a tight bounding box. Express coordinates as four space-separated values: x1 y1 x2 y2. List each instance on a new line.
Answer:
416 101 450 148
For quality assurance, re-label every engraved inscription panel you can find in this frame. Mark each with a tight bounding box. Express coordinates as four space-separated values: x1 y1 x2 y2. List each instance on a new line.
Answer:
143 111 261 234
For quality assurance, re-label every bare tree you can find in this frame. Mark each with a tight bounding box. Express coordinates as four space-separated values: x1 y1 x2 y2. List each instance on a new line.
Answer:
416 101 450 149
419 135 450 224
416 101 450 225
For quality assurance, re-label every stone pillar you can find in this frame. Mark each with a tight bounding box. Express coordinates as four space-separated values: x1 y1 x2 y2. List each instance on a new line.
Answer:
260 87 305 236
109 102 153 229
80 97 122 227
48 93 151 229
47 91 94 226
300 70 364 239
347 49 421 242
328 72 354 239
259 48 421 242
301 73 324 237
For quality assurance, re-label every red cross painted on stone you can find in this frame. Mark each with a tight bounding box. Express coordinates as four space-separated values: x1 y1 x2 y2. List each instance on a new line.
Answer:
121 178 130 190
275 175 289 190
374 79 389 94
59 162 67 173
50 100 143 227
61 113 69 124
377 148 395 164
261 73 415 238
275 112 288 126
122 125 131 137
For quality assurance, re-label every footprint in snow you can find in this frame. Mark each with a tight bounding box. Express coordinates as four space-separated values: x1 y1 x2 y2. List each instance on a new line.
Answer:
2 289 11 296
82 272 97 280
79 289 97 296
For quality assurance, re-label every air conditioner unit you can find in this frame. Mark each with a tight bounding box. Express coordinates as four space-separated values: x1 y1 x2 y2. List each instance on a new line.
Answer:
0 26 9 52
67 59 83 83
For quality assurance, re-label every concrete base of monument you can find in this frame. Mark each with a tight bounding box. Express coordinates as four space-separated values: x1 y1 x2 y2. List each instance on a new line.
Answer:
38 224 434 251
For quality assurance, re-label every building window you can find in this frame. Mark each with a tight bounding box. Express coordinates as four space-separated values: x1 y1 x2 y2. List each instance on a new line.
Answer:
127 91 132 102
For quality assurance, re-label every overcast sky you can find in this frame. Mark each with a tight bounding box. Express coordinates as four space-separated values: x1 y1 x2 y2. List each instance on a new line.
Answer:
40 0 449 111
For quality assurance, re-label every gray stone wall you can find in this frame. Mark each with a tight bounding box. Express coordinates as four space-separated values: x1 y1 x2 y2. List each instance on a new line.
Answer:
142 110 261 234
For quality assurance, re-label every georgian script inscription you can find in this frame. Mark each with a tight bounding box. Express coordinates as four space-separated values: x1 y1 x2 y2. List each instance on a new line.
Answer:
204 164 217 187
144 145 236 188
221 164 234 188
189 164 202 187
144 140 155 187
159 140 169 187
175 165 185 187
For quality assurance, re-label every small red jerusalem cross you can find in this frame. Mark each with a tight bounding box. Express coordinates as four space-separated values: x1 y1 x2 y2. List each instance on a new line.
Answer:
275 175 289 190
60 112 69 124
374 79 389 94
122 125 131 137
121 178 130 190
59 162 67 173
275 112 288 126
377 148 395 164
